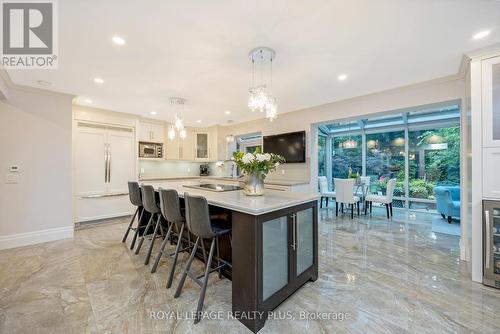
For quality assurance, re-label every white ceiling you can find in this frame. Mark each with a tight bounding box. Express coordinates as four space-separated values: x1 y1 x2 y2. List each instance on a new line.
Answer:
7 0 500 126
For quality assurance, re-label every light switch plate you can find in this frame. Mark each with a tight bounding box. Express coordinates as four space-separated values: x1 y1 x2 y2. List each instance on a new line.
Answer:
6 173 19 184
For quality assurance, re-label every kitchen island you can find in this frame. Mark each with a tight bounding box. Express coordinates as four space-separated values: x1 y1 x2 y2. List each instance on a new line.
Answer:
141 180 319 333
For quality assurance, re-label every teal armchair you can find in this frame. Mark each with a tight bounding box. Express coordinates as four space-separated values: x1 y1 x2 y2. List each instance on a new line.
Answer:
434 186 460 223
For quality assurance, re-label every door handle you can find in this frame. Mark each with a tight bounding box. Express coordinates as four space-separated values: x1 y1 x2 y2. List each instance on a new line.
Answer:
485 210 491 269
107 144 112 183
291 213 296 251
104 143 109 183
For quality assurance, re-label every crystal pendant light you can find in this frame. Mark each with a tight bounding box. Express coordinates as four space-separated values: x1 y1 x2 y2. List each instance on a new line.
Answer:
248 47 277 121
168 97 187 140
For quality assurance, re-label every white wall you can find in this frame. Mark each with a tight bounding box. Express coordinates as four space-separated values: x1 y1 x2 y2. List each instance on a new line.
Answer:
0 72 74 249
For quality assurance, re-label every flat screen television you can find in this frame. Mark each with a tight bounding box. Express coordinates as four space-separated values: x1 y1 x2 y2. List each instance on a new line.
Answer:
263 131 306 163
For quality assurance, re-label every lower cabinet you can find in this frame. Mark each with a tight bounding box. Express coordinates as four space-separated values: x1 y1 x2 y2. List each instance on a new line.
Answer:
483 147 500 199
261 205 316 303
230 200 318 333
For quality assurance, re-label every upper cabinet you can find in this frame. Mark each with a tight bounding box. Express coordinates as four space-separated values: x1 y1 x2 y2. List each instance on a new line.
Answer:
195 132 209 160
164 127 196 160
482 56 500 148
139 121 164 143
162 125 219 161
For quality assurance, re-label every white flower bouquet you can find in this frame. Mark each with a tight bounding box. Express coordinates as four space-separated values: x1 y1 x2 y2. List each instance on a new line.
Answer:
232 148 285 195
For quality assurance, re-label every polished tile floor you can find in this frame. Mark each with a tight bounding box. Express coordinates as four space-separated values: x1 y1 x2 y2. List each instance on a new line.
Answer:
1 207 499 334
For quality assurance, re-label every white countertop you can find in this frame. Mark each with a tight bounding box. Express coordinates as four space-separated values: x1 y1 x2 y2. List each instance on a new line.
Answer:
141 180 318 215
139 176 310 186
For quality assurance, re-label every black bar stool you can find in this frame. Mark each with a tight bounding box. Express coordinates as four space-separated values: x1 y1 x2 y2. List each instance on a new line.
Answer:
122 181 143 250
174 193 231 324
151 189 193 289
134 185 165 265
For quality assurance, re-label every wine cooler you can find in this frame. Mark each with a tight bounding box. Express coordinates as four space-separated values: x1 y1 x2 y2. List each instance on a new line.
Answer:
483 200 500 288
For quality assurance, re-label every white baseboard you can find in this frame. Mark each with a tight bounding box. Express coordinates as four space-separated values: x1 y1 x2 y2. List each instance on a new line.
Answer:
74 211 132 223
0 225 74 250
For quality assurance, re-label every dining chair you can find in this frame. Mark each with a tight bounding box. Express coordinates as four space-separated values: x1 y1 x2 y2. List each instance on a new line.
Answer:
365 178 397 219
334 178 360 218
318 176 336 208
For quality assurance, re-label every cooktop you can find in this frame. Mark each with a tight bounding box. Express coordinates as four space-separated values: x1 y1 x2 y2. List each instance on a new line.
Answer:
183 183 242 192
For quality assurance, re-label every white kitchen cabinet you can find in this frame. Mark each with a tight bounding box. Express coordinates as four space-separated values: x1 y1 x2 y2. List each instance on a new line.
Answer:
139 121 164 143
482 147 500 199
74 123 135 222
164 127 195 160
481 56 500 148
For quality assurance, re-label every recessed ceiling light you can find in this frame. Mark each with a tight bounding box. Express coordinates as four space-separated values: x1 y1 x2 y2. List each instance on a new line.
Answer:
150 111 157 115
196 119 202 123
473 30 490 40
84 99 93 104
225 110 231 115
112 35 126 45
338 74 347 81
93 77 104 84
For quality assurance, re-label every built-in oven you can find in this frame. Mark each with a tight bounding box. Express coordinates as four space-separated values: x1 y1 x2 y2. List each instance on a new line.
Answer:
483 200 500 289
139 142 163 158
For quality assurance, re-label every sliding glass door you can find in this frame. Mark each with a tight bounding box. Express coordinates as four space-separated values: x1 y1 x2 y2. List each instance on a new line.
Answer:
408 126 460 210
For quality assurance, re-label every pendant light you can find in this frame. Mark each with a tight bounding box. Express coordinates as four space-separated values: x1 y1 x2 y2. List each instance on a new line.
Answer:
168 97 187 140
248 47 277 121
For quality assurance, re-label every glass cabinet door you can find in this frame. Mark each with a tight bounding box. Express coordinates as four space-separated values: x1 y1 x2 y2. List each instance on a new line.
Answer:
482 56 500 147
295 208 314 276
196 133 208 159
492 208 500 275
262 216 289 300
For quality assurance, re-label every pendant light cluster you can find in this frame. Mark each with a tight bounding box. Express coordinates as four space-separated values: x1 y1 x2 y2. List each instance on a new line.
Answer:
168 97 187 140
248 47 277 121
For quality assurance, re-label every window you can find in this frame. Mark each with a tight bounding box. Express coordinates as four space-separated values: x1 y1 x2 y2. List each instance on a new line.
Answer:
318 102 461 213
365 131 405 202
408 126 460 210
318 136 326 176
332 135 362 179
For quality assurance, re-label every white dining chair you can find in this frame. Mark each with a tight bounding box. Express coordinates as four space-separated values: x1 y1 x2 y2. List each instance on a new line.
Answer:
318 176 335 208
334 178 360 218
365 178 396 218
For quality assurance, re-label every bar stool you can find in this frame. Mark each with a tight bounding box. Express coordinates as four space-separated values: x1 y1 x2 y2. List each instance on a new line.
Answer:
151 189 193 289
122 181 143 250
174 193 231 324
134 185 165 265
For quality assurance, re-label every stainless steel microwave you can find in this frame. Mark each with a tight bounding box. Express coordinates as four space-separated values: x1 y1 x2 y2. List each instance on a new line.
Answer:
139 142 163 158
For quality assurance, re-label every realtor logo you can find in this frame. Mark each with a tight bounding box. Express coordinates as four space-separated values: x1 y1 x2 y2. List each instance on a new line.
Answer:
1 0 58 69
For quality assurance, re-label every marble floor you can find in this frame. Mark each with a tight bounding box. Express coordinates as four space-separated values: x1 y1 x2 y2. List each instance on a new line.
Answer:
1 207 499 334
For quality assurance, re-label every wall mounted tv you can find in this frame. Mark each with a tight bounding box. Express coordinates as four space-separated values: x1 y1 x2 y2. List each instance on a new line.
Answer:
263 131 306 163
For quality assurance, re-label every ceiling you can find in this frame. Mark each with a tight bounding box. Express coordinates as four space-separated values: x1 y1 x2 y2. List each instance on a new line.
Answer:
7 0 500 126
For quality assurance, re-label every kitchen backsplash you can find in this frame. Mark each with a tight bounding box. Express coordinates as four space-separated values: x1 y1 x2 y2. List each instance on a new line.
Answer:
139 160 202 179
139 159 310 182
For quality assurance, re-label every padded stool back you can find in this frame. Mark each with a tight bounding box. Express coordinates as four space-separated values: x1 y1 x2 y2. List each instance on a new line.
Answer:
159 189 184 224
128 181 142 207
141 185 160 214
184 193 215 238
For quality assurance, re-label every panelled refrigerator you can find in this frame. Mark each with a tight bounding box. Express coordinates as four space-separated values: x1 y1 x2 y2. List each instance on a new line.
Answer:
483 200 500 288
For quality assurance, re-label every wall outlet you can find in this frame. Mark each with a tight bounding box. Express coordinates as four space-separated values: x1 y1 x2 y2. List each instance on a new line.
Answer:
5 173 19 184
140 168 145 174
187 167 191 173
281 169 285 175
